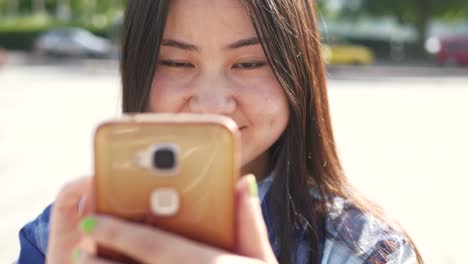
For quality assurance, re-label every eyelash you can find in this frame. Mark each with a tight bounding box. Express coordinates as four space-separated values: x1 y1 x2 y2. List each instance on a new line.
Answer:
159 60 266 70
233 61 266 70
160 60 193 68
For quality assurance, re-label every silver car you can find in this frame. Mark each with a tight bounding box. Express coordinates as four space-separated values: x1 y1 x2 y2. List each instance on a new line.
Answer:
34 28 112 58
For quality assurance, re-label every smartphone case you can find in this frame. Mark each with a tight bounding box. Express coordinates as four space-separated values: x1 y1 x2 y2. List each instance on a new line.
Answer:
94 114 240 262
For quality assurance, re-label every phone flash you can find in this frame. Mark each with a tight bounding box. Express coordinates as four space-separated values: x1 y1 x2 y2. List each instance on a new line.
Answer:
150 188 180 216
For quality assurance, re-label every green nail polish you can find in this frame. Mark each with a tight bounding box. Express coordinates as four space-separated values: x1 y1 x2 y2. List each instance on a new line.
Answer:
248 175 258 198
72 248 81 263
79 217 97 234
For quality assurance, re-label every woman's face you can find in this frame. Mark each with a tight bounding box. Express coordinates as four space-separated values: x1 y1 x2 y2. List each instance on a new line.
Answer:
148 0 289 168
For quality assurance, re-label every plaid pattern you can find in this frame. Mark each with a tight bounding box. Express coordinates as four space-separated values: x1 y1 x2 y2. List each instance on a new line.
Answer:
16 177 416 264
258 176 417 264
319 195 416 264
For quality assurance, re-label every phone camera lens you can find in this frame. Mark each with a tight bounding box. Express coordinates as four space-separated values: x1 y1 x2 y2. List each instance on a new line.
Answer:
153 148 176 170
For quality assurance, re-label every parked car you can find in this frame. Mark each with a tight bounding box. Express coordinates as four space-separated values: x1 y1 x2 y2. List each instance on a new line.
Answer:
322 42 375 65
431 35 468 66
34 28 112 58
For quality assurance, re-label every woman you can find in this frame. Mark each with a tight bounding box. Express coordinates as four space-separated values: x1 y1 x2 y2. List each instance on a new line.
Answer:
17 0 423 263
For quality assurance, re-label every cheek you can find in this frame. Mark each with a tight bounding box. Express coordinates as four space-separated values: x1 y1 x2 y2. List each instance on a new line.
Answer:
236 76 289 165
238 76 290 126
266 89 289 130
147 71 191 113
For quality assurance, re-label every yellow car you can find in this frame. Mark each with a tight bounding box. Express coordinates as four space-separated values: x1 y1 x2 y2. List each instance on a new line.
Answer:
322 44 375 65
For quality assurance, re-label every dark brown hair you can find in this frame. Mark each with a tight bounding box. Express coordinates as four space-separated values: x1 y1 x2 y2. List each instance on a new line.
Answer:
120 0 423 263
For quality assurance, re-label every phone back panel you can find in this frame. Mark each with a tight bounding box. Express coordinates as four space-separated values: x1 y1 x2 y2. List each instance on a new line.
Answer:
94 114 240 253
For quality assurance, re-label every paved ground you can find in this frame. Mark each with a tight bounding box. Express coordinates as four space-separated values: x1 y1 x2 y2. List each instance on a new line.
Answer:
1 59 467 263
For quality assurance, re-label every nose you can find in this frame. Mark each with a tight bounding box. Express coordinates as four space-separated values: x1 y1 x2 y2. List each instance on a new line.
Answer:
188 75 236 115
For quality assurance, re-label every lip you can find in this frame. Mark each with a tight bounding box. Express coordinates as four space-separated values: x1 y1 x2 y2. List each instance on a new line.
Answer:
239 126 247 131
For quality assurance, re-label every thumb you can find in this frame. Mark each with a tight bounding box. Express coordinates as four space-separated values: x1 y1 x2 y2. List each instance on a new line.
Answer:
47 177 92 264
51 177 92 232
236 174 277 263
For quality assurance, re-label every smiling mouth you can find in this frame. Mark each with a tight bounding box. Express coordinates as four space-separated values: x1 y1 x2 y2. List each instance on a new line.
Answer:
239 126 247 131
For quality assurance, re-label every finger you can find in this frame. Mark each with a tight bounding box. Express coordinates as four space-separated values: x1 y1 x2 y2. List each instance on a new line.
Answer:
74 248 123 264
49 177 92 242
236 174 276 263
78 184 95 217
78 236 96 256
53 177 92 216
78 215 223 263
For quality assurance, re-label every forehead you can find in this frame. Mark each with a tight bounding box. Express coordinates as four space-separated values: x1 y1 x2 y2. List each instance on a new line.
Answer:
164 0 256 40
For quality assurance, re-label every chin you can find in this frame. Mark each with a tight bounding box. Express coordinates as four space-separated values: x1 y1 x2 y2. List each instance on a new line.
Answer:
239 149 255 169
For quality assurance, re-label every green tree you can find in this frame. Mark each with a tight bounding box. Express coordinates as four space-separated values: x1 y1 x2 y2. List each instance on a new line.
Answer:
33 0 46 14
0 0 4 16
357 0 468 55
6 0 19 16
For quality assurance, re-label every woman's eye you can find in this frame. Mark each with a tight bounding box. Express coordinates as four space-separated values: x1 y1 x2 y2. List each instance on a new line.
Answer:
160 60 194 68
233 61 266 70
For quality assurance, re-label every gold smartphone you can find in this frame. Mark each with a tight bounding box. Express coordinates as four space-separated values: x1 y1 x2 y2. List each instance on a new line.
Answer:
93 114 240 263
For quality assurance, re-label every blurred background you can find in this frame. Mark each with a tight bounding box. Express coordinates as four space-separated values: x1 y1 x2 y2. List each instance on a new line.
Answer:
1 0 467 263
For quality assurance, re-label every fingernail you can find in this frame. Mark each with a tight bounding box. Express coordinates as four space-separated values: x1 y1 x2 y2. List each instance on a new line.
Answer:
72 248 81 263
79 216 97 234
247 174 258 198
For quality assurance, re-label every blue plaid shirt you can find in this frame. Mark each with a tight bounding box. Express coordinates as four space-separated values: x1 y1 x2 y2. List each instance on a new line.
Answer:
17 175 417 263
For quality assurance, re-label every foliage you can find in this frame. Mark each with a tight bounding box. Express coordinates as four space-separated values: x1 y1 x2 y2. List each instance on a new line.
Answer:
339 0 468 56
358 0 468 23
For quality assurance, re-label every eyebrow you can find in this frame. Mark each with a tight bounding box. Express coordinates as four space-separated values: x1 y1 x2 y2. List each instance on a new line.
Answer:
226 37 260 49
161 37 260 51
161 39 198 51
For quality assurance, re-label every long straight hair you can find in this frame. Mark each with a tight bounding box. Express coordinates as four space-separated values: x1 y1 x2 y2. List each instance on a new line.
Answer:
119 1 423 263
